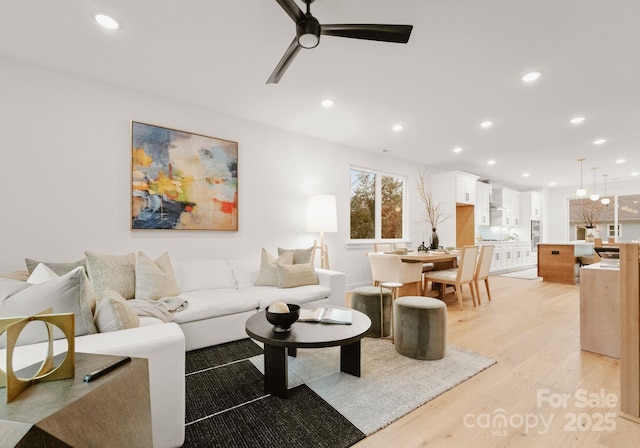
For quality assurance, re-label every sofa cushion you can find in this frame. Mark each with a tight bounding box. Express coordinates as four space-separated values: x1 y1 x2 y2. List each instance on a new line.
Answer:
226 259 260 289
0 267 98 348
172 289 260 323
25 257 86 275
277 246 314 264
241 285 331 310
135 252 180 300
94 290 140 333
254 249 294 286
276 263 319 288
85 251 136 300
171 259 237 292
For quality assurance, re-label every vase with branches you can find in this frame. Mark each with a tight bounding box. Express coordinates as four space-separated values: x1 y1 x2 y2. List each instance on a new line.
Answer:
417 169 450 249
575 198 604 241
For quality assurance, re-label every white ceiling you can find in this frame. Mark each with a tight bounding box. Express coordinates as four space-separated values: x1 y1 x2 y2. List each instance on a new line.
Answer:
2 0 640 191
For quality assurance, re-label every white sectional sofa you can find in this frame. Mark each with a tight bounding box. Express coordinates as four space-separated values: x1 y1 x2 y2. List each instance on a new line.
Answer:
1 256 346 448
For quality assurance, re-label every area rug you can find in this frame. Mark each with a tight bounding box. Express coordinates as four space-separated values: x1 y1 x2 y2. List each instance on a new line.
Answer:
250 338 496 435
183 337 496 446
498 267 540 279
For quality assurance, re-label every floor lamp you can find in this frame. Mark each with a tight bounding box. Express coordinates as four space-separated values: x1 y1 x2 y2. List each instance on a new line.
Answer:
306 195 337 270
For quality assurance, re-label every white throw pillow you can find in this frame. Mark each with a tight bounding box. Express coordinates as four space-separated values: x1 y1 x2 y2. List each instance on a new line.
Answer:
85 251 136 300
0 267 98 348
276 263 319 288
26 263 59 284
255 249 294 286
94 290 140 333
171 259 237 292
135 252 180 300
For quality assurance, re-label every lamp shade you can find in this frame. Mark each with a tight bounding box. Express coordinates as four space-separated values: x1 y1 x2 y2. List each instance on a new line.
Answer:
306 195 337 232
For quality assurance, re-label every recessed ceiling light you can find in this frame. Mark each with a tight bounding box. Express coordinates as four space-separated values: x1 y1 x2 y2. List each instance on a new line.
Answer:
453 147 463 153
321 98 334 108
487 160 496 165
570 116 586 125
616 158 626 164
392 124 404 132
549 181 556 186
95 14 119 30
631 172 639 176
522 173 530 177
480 120 494 129
593 138 607 145
521 71 542 82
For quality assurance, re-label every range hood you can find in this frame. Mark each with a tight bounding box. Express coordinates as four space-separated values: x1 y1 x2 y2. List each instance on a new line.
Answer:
482 179 507 211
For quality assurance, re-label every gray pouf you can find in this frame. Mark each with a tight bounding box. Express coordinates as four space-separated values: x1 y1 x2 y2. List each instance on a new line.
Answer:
394 296 447 360
351 286 392 337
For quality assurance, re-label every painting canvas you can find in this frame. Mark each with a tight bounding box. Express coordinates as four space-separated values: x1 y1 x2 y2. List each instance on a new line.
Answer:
131 122 238 230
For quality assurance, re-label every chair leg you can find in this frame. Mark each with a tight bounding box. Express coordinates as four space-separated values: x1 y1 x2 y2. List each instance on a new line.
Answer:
473 280 482 305
484 278 492 301
468 282 477 307
456 283 464 311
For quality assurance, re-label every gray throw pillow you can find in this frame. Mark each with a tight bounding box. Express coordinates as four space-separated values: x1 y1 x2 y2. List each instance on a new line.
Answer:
277 246 314 264
85 251 136 300
25 258 86 275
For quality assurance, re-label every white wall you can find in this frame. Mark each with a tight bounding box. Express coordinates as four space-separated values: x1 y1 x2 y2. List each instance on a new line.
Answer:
0 57 427 290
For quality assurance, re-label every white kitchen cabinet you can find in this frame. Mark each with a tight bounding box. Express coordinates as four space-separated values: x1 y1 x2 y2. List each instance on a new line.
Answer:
475 181 490 226
455 173 478 205
530 191 542 220
483 241 536 273
490 188 521 227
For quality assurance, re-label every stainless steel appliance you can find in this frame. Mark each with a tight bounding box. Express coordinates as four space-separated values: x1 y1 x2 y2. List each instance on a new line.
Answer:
531 220 540 252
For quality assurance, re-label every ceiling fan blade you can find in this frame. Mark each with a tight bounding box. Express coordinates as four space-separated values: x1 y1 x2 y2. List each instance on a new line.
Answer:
267 37 302 84
274 0 305 23
321 24 413 43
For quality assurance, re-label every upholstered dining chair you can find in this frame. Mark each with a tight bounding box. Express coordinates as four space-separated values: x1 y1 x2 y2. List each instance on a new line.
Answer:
423 245 479 311
367 253 423 296
373 243 393 253
473 245 494 304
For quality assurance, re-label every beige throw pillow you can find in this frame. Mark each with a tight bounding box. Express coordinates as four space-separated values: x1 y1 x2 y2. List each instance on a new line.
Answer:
276 263 319 288
25 258 86 275
94 290 140 333
277 247 314 264
135 252 180 301
255 249 294 286
85 251 136 300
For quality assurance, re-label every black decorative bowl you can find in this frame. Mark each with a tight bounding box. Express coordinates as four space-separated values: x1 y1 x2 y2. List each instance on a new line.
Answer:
265 304 300 332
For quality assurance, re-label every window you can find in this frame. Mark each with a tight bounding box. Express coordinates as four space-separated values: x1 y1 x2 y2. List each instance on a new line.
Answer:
350 168 405 240
608 224 621 238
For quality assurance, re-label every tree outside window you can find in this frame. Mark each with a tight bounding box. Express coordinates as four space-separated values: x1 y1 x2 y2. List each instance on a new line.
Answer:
350 168 404 240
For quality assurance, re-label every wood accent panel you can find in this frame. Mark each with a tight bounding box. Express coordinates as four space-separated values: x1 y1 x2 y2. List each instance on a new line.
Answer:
537 244 577 284
456 204 474 248
579 265 620 358
620 243 640 422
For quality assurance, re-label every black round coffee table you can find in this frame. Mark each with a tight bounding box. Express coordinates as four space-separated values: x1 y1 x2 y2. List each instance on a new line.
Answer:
245 307 371 398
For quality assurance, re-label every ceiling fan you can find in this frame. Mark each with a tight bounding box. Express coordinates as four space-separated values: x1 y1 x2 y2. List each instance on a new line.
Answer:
267 0 413 84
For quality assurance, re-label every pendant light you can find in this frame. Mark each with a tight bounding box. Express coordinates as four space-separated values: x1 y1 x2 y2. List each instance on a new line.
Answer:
601 174 610 205
576 158 587 197
590 167 600 201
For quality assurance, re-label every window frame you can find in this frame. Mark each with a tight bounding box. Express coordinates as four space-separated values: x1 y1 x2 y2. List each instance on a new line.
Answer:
348 166 407 244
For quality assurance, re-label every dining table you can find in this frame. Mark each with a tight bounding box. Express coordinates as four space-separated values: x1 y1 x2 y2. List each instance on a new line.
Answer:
393 251 461 296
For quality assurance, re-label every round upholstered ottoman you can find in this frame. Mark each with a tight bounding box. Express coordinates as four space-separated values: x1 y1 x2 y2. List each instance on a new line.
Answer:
394 296 447 360
351 286 392 337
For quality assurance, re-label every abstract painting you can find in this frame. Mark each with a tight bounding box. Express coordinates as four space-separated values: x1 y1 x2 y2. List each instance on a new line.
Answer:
131 121 238 230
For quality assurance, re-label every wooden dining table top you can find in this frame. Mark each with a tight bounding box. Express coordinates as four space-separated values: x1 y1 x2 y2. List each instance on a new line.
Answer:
398 251 460 263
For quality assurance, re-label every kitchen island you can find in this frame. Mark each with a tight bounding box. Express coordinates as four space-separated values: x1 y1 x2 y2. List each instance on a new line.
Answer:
537 242 594 284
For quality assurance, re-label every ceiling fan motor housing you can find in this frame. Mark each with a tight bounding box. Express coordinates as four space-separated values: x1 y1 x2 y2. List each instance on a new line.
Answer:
297 15 321 48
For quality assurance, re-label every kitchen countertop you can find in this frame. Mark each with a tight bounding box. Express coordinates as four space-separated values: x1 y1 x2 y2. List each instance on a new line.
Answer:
477 240 531 244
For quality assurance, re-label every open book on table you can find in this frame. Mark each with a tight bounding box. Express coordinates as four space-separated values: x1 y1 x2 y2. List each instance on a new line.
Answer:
298 307 353 325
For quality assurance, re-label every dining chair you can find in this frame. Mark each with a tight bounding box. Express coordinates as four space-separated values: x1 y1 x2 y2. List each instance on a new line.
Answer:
423 245 479 311
473 245 494 304
373 243 393 253
367 252 424 295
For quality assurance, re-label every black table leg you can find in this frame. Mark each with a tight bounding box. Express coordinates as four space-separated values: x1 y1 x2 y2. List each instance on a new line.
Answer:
287 347 297 357
340 340 361 377
264 344 287 398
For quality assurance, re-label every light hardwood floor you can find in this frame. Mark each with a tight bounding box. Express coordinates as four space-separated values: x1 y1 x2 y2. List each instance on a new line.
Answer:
350 273 640 448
